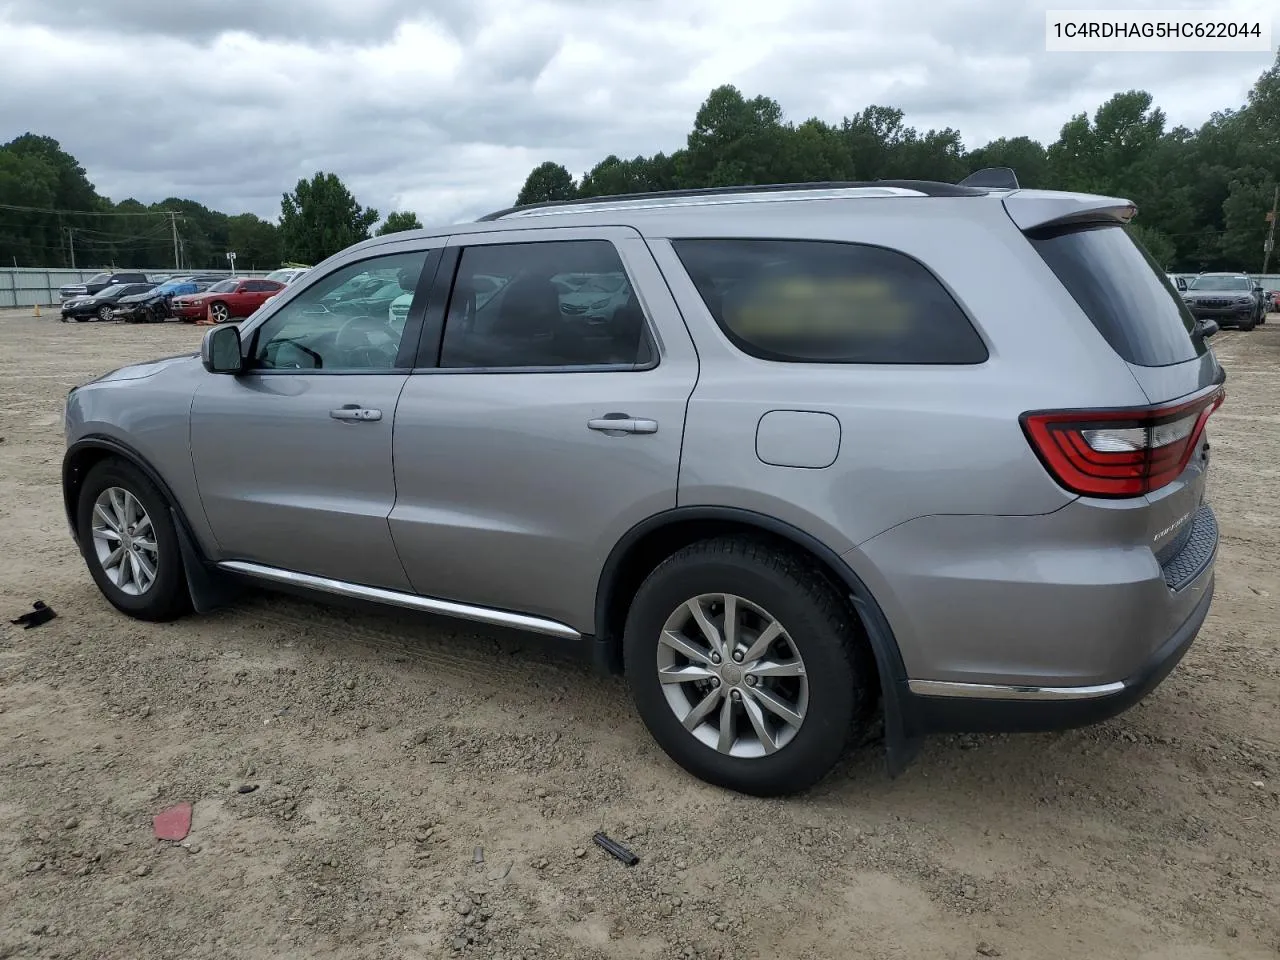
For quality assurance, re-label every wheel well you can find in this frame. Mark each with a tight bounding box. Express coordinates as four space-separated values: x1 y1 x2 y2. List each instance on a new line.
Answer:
62 445 116 531
600 517 880 674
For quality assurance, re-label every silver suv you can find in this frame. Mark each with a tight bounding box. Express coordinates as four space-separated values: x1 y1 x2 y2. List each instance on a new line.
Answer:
62 175 1224 796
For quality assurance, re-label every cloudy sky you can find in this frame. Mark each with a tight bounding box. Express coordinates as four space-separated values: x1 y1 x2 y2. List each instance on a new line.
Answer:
0 0 1275 227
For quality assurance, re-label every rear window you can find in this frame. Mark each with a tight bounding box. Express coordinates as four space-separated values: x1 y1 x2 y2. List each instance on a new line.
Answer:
1027 223 1202 367
670 239 987 364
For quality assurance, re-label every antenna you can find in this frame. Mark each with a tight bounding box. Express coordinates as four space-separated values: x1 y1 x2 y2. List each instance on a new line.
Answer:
959 167 1020 190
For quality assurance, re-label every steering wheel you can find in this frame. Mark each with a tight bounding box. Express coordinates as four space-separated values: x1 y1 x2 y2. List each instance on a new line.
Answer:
333 314 401 365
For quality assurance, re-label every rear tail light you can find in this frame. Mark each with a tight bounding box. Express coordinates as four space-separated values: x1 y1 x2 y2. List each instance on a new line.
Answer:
1021 385 1225 497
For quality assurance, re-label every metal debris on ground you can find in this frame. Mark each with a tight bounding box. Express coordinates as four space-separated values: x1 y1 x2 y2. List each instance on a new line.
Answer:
10 600 56 629
473 846 484 864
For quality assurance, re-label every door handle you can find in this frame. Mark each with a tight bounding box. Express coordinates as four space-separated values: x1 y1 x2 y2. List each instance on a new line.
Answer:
587 415 658 435
330 406 382 422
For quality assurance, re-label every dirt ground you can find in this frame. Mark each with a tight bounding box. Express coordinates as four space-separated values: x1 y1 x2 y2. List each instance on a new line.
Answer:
0 308 1277 960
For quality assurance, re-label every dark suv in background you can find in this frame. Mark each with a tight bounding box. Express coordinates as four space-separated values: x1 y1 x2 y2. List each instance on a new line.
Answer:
58 271 150 303
1182 273 1266 330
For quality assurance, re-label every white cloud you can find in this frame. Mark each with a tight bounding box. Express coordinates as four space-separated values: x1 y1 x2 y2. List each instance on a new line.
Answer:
0 0 1273 226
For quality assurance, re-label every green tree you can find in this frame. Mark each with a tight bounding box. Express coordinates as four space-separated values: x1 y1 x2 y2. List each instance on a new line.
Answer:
228 213 281 270
678 85 789 187
376 210 423 235
1127 223 1177 269
515 162 577 206
965 136 1049 188
280 172 378 263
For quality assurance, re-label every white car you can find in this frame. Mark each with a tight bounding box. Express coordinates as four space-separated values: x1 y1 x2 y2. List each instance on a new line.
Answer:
264 267 310 286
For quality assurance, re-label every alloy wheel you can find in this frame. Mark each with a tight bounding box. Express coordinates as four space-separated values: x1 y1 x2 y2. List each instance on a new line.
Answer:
91 486 159 596
656 593 809 758
210 303 229 323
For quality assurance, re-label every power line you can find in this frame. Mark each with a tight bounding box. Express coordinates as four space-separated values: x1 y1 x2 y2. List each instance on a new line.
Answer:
0 202 185 217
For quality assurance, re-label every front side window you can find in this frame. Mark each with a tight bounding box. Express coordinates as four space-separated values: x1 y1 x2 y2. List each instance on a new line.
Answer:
439 240 652 369
672 238 988 364
251 251 427 372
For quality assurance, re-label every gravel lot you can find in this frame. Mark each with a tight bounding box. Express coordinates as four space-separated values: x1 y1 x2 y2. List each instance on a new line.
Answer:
1 309 1278 960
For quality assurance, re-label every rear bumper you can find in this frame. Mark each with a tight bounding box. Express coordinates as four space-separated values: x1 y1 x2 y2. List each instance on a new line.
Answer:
899 576 1212 734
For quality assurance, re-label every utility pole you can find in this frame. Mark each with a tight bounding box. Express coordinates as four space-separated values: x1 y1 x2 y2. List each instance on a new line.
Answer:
67 228 76 270
169 212 180 270
1263 185 1278 276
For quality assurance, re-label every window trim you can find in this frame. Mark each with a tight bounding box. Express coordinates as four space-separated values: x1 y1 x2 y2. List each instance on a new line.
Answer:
239 248 443 377
670 236 990 366
411 238 661 374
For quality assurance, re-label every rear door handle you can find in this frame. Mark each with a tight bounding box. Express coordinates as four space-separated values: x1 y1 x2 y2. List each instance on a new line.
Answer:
330 406 382 422
588 416 658 435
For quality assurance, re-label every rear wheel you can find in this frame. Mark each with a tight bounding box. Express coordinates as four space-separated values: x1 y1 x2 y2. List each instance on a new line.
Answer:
623 537 876 796
75 459 192 622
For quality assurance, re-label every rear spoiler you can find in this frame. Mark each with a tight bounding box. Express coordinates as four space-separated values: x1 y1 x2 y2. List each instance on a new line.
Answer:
958 168 1138 232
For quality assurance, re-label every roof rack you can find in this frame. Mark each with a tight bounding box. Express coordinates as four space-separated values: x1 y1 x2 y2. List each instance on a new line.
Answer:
476 178 997 222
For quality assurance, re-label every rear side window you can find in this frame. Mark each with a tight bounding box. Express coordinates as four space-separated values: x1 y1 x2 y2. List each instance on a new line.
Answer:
670 239 987 364
1027 223 1201 367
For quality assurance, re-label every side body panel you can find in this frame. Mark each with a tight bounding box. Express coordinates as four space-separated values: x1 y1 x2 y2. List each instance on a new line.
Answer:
388 228 700 632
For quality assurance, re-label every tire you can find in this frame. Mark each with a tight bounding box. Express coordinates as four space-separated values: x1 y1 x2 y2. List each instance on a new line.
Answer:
97 305 113 322
209 302 230 324
75 458 192 622
1239 315 1256 331
623 537 877 796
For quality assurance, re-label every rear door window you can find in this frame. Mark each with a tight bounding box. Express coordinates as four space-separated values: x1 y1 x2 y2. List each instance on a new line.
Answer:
670 238 987 364
1027 223 1202 367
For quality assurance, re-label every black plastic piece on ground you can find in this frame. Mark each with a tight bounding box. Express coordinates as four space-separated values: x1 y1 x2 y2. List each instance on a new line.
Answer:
593 832 639 866
11 601 56 629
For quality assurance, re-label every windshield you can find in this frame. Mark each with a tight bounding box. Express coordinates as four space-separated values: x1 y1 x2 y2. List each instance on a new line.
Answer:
207 280 238 293
265 269 300 283
1188 276 1251 291
85 273 110 284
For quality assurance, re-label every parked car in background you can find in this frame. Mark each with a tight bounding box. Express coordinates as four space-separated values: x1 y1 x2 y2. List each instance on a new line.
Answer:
1183 273 1266 330
58 271 150 303
60 282 156 322
1166 273 1188 293
113 275 224 323
265 267 310 286
170 278 286 323
62 176 1225 796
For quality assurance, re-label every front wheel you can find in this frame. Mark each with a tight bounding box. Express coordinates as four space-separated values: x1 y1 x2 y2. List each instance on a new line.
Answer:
209 302 230 324
623 538 877 796
1239 315 1257 331
97 305 114 322
75 459 192 622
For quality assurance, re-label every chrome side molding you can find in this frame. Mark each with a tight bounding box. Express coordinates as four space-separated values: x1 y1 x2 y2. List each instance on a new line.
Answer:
907 679 1125 701
217 560 582 640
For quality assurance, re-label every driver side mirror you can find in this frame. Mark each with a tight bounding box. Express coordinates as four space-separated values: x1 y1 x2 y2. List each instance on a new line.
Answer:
202 324 244 374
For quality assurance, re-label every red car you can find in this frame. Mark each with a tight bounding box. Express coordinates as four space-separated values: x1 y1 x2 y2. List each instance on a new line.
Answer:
171 278 286 323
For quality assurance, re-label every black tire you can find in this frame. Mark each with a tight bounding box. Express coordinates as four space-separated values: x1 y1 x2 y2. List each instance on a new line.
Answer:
623 537 877 796
1239 315 1256 331
97 305 113 322
75 458 192 622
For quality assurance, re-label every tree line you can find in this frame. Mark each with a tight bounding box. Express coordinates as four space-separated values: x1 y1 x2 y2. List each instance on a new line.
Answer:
2 51 1276 272
516 51 1280 273
0 140 424 271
